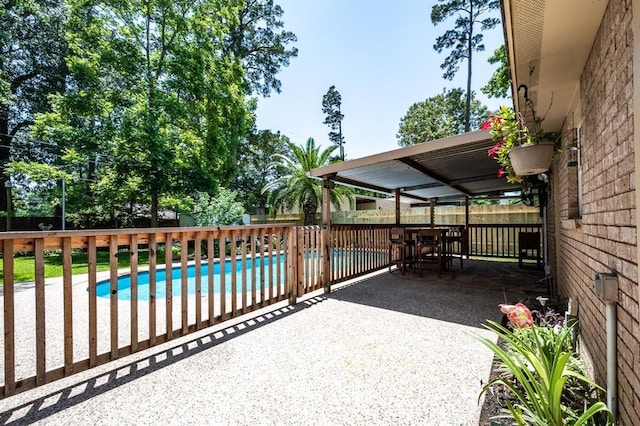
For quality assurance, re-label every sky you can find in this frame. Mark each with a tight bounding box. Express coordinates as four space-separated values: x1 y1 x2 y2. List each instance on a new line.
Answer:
255 0 509 160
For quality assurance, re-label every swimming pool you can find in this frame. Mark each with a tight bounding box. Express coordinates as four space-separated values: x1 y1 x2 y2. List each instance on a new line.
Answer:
95 255 286 301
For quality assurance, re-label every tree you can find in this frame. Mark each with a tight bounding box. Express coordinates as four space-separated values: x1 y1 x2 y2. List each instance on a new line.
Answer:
232 129 292 211
396 88 489 146
431 0 500 132
321 85 345 160
36 0 251 227
190 189 245 226
226 0 298 97
262 137 352 225
0 0 68 211
481 45 510 99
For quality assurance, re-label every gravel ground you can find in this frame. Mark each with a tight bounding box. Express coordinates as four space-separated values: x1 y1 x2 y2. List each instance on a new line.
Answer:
0 262 544 425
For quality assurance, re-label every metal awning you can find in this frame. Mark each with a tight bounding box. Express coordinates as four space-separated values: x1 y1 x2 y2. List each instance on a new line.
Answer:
309 130 518 203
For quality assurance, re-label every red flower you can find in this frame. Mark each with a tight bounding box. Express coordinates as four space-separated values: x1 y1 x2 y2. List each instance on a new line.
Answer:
481 119 493 131
487 142 502 158
500 303 533 328
497 168 506 178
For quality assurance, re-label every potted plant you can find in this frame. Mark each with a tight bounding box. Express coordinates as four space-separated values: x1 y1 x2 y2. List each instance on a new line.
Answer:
481 105 557 183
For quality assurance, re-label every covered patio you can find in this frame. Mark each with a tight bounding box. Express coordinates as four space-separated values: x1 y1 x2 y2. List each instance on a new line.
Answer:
0 259 546 425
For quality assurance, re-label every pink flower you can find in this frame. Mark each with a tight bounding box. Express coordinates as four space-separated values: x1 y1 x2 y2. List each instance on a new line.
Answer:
487 142 502 158
481 119 493 131
497 168 506 178
500 303 533 328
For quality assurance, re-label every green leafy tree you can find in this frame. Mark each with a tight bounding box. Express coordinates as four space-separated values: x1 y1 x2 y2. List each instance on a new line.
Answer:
481 44 510 99
226 0 298 96
4 161 72 216
322 85 345 160
232 129 292 211
397 88 489 146
37 0 251 227
0 0 68 210
190 189 245 226
263 137 352 225
431 0 500 132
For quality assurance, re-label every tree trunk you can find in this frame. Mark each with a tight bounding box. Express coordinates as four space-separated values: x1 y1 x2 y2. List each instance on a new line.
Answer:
151 193 159 228
465 1 474 133
302 197 317 226
0 110 10 212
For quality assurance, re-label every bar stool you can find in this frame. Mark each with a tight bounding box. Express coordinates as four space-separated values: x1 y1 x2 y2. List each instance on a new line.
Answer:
444 226 467 270
388 227 415 275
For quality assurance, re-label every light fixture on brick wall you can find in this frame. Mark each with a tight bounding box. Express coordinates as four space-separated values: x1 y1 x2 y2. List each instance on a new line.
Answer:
567 128 579 167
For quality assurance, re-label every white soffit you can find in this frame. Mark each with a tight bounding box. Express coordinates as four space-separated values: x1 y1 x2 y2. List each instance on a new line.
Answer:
505 0 609 132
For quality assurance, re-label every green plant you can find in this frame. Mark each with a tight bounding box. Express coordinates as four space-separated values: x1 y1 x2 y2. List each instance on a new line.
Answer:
475 303 612 426
481 106 559 184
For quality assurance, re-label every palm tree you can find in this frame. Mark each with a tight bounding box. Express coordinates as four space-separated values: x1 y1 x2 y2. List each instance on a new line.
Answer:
263 137 352 225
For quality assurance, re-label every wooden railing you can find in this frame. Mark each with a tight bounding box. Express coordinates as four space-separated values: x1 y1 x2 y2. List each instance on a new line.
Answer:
467 223 543 258
0 225 297 398
0 222 536 398
330 225 390 283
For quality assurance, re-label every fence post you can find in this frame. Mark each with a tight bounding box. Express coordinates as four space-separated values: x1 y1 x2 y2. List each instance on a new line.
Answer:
288 226 298 305
322 224 331 293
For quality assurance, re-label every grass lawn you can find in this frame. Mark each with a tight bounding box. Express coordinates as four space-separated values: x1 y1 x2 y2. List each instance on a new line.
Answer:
0 250 153 284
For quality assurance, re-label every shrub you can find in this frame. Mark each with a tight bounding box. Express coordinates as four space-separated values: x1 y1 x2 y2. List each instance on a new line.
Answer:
475 303 612 425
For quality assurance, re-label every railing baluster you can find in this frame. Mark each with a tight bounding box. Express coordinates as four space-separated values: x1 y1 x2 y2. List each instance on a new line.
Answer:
251 228 257 308
88 236 98 367
231 230 237 314
130 234 138 352
267 228 273 302
207 232 214 324
195 233 202 328
220 230 227 317
259 228 266 304
87 236 98 367
34 238 46 385
109 235 118 359
63 237 74 373
180 232 188 335
3 240 15 397
148 234 157 345
165 233 173 340
241 229 247 313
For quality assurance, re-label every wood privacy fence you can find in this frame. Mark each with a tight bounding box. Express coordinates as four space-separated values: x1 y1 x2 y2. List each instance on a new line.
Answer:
0 222 539 398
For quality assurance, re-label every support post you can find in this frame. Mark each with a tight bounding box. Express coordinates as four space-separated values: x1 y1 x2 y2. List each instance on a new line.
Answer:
322 178 333 293
430 198 437 228
395 188 401 225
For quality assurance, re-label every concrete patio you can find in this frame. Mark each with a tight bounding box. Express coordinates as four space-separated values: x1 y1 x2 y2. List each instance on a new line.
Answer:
0 259 546 425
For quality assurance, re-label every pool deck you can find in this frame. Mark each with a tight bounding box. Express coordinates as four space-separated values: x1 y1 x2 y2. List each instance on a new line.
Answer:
0 259 546 425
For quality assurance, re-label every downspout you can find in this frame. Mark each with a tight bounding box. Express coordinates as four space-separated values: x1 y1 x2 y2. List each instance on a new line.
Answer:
593 272 619 422
606 300 617 422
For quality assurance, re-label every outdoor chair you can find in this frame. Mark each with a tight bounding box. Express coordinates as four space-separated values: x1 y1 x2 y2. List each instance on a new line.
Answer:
443 225 467 270
388 227 415 275
518 231 542 268
415 228 443 277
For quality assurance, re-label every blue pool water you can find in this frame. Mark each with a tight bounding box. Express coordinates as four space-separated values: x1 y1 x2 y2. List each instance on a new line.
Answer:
96 255 286 301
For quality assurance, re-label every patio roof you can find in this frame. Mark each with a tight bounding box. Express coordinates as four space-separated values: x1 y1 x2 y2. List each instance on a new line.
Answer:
309 130 518 203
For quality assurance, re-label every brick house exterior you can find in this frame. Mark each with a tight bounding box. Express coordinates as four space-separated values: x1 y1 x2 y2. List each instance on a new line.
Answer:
504 0 640 423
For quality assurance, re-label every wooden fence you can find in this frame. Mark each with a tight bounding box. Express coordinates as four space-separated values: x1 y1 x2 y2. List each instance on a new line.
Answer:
467 223 543 258
0 225 299 398
0 222 539 398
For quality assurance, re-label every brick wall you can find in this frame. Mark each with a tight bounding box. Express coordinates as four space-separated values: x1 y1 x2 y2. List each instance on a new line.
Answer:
553 0 639 423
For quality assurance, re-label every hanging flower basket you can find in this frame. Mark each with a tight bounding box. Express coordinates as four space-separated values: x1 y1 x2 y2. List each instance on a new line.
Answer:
508 141 555 176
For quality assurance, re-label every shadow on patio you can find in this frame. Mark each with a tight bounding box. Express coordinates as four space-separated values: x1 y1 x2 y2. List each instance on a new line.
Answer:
0 259 547 425
329 259 548 328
